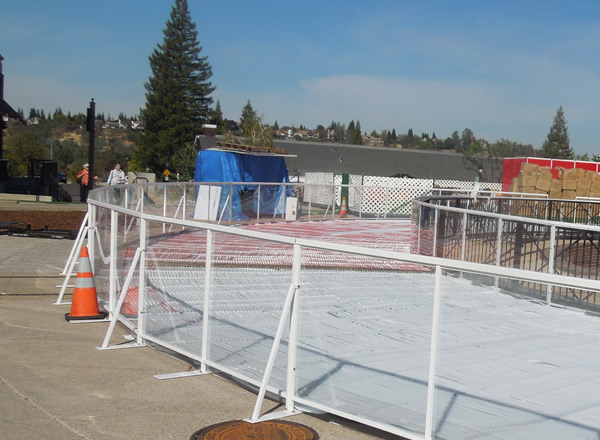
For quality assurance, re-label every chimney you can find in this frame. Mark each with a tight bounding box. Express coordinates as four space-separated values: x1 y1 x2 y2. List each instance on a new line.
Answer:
202 124 217 137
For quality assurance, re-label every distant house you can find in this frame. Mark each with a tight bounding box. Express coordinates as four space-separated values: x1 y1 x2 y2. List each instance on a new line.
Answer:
102 119 127 129
130 120 144 130
295 129 310 139
361 134 384 147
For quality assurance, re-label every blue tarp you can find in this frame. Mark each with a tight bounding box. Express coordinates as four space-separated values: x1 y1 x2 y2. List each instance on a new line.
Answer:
194 150 290 220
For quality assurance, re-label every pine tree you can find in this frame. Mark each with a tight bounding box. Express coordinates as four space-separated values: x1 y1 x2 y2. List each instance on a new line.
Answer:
239 100 257 137
210 99 225 134
136 0 215 174
346 120 355 143
352 120 363 145
542 106 573 159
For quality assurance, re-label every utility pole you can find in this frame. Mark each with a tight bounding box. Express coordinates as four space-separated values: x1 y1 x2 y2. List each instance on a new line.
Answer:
86 99 95 191
0 54 5 160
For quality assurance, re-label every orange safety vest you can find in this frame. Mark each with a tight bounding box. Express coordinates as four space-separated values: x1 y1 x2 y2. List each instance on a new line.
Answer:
77 169 89 186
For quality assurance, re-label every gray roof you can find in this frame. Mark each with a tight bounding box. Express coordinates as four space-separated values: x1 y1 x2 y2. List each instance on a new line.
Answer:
196 136 481 181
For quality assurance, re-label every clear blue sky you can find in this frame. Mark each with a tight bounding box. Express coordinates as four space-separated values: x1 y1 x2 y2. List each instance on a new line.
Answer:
3 0 600 155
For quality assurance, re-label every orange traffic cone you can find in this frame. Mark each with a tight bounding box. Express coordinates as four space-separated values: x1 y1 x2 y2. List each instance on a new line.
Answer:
340 196 348 218
65 246 106 322
121 286 139 316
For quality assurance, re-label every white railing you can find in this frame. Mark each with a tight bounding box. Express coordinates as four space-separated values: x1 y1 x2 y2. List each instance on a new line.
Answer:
64 182 600 440
413 194 600 310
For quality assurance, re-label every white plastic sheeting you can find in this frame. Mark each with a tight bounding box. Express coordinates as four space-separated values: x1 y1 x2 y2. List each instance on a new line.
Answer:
140 262 600 439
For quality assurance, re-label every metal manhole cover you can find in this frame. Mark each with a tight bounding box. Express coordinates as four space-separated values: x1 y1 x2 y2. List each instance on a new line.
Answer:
190 420 319 440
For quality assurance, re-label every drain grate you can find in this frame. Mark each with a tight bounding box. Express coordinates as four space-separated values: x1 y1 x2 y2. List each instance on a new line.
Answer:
190 420 318 440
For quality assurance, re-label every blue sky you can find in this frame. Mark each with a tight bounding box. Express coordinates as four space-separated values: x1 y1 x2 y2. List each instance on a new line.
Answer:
3 0 600 155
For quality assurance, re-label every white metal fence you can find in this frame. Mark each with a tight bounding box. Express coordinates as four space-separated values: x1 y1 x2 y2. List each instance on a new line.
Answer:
61 181 600 440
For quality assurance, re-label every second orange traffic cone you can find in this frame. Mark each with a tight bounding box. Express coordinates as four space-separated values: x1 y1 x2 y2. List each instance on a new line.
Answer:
121 286 139 316
65 246 106 322
339 196 348 218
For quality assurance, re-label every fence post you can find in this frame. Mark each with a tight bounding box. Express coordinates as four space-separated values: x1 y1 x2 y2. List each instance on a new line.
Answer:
229 183 233 223
417 204 422 254
332 183 336 220
460 211 467 261
88 204 96 271
162 185 167 233
494 217 503 288
495 218 503 267
286 243 302 412
140 187 145 213
201 229 213 373
137 217 147 346
123 188 130 242
546 225 556 305
425 265 443 440
109 209 118 314
432 208 439 257
182 185 187 222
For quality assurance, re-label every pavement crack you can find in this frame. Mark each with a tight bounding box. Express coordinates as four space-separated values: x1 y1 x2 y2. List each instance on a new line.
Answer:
0 375 89 439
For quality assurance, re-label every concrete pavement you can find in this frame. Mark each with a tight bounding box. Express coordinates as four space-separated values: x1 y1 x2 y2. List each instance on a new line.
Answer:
0 234 398 440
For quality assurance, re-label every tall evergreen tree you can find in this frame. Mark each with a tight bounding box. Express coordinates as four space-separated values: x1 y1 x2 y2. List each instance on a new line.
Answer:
209 99 225 134
239 100 257 137
136 0 214 174
542 106 573 159
352 120 363 144
346 120 355 143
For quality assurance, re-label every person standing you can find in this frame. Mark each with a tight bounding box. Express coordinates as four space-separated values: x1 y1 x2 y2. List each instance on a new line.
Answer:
76 163 91 202
76 163 98 202
107 163 126 185
107 163 126 204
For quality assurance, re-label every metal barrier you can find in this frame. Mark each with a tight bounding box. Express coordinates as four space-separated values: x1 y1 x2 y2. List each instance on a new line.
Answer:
64 182 600 440
413 195 600 312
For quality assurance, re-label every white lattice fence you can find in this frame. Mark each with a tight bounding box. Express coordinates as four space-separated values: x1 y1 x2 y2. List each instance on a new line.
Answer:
362 176 433 215
303 173 502 215
304 172 334 206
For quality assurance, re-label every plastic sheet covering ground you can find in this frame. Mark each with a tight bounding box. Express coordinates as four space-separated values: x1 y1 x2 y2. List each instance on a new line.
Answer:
95 218 600 439
139 259 600 439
